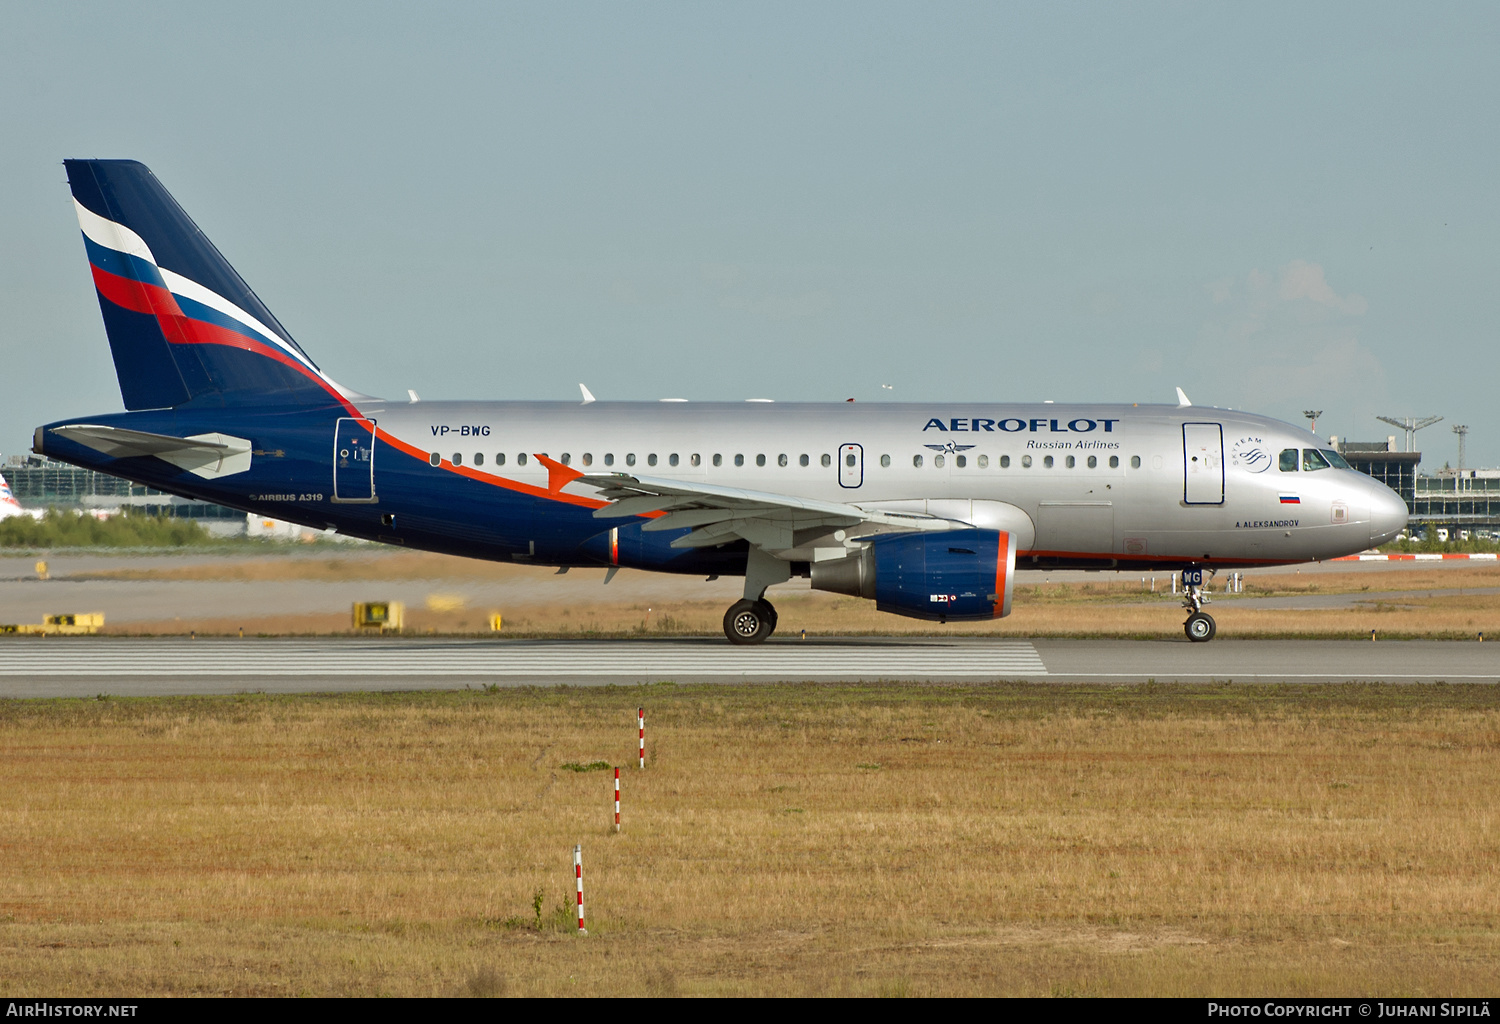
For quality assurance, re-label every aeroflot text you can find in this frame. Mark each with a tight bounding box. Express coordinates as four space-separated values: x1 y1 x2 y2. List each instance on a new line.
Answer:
922 418 1121 433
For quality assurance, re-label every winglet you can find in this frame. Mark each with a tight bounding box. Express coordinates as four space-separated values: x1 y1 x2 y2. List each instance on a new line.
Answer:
1175 387 1192 407
407 389 420 403
579 383 596 405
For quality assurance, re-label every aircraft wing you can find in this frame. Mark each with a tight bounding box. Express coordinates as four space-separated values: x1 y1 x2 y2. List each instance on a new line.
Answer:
580 472 952 554
51 424 253 479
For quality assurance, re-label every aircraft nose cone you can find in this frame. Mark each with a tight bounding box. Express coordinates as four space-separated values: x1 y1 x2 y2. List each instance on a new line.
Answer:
1369 484 1409 546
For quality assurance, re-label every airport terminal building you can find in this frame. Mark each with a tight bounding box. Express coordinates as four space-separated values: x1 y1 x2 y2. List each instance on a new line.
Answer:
3 454 248 536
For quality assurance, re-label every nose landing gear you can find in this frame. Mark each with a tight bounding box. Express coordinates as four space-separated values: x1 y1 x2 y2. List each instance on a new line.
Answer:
1181 567 1216 642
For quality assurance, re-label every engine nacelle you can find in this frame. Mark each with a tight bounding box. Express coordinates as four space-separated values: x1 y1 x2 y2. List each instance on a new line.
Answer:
810 528 1015 621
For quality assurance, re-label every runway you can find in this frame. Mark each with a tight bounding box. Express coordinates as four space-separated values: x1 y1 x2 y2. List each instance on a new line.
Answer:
0 636 1496 696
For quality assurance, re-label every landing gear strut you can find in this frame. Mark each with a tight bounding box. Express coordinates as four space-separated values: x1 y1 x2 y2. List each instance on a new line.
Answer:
724 599 777 645
1181 568 1216 642
723 548 787 645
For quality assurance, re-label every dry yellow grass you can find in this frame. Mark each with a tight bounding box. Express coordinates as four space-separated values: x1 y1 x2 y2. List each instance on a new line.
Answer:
103 589 1500 639
1 684 1498 996
74 555 1500 639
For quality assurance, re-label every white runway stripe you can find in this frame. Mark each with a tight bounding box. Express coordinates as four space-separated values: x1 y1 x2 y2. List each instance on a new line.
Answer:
0 640 1048 677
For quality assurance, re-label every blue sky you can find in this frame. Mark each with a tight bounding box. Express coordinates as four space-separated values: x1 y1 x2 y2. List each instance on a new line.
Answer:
3 2 1498 466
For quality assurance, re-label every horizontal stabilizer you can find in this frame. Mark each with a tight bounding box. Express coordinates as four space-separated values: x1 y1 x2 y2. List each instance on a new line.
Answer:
52 424 253 479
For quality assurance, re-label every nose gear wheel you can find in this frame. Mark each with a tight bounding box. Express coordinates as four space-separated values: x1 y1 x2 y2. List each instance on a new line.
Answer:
1185 612 1216 642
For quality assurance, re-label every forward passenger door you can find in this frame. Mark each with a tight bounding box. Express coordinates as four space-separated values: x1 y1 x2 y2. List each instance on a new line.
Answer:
1182 423 1224 505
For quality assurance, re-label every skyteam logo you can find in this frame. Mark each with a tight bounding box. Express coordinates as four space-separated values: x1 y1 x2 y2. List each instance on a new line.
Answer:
925 442 975 455
1230 435 1273 473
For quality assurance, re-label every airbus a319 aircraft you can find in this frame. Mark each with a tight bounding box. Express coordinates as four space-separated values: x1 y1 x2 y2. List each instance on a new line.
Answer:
35 160 1409 643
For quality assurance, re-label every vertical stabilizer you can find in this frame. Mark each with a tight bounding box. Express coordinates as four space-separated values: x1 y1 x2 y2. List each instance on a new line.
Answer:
65 160 353 410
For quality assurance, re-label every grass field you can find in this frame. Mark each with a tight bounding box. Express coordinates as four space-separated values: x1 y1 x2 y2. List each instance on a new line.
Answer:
1 683 1498 996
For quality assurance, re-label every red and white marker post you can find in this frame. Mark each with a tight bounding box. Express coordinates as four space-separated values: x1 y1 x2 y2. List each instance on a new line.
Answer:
574 844 586 935
614 766 621 832
638 707 645 769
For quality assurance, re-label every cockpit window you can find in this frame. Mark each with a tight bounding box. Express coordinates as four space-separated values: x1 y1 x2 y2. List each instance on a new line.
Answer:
1320 449 1351 469
1279 449 1298 472
1302 448 1331 471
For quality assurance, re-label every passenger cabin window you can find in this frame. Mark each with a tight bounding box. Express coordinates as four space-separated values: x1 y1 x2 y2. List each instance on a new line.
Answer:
1108 456 1118 468
1021 455 1032 468
1130 456 1141 469
778 454 788 467
913 454 923 468
880 454 891 468
429 452 440 466
560 453 571 466
955 455 966 468
475 453 484 466
452 453 462 466
690 454 701 466
1302 449 1331 471
581 453 592 467
648 454 658 466
845 453 856 467
625 454 636 467
1087 456 1096 468
978 454 988 468
1043 456 1054 468
1279 449 1298 472
1065 455 1075 468
735 454 745 467
799 455 809 467
821 454 832 468
756 454 766 467
669 454 679 467
713 454 722 467
517 453 528 466
496 453 506 466
935 455 945 468
1000 455 1010 468
604 453 614 466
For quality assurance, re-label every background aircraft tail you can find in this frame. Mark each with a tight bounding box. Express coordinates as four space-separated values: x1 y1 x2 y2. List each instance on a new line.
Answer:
65 159 353 411
0 472 28 520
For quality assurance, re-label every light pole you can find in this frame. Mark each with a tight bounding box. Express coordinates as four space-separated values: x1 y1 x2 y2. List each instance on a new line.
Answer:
1376 414 1444 452
1453 424 1469 493
1303 410 1323 435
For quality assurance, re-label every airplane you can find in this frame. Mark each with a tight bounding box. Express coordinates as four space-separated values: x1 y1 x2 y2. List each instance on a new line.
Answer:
0 473 32 520
33 160 1410 643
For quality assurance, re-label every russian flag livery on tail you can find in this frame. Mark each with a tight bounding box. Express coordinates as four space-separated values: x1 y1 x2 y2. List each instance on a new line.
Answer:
65 160 355 412
36 160 1411 644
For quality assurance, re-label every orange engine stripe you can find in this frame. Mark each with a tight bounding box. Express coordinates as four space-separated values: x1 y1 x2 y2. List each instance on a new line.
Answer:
993 531 1008 618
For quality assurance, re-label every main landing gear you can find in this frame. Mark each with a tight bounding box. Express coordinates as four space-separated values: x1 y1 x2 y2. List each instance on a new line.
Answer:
724 598 778 645
1182 568 1216 643
723 548 789 645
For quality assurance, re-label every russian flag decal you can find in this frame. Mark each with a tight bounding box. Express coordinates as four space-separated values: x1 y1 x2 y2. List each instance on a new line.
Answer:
1279 493 1301 505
